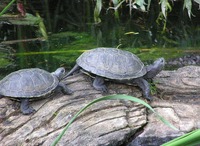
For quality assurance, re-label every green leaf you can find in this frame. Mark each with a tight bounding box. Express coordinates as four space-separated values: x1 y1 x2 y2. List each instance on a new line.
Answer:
183 0 192 18
160 0 171 18
194 0 200 7
162 129 200 146
108 0 125 18
94 0 102 23
0 0 16 16
147 0 151 10
112 0 119 5
36 13 48 39
160 0 167 18
135 0 147 12
51 94 178 146
112 0 120 19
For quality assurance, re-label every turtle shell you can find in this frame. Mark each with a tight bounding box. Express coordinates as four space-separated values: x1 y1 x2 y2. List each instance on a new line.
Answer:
0 68 59 98
77 48 147 80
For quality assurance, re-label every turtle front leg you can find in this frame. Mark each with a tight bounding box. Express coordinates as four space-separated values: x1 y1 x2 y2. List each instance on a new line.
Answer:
20 99 35 115
132 78 152 101
93 76 108 92
58 82 73 95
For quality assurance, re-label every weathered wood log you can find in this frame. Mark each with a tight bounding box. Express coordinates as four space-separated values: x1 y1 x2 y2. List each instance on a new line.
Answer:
154 66 200 100
0 70 200 146
129 100 200 146
0 73 146 146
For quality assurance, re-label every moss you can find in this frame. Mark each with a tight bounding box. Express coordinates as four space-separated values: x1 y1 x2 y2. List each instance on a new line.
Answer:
124 47 185 63
49 31 97 69
49 31 96 50
15 31 200 71
0 52 11 68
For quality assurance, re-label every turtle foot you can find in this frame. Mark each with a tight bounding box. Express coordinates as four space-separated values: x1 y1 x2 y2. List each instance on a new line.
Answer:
58 82 73 95
20 99 36 115
22 107 36 115
95 85 108 93
144 95 153 101
93 76 108 93
65 88 73 95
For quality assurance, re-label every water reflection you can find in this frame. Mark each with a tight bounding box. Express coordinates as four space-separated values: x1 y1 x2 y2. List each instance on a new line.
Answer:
1 31 200 80
0 32 96 79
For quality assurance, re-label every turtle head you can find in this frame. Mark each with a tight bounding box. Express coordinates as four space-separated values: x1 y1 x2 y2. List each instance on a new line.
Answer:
52 67 65 80
144 58 165 79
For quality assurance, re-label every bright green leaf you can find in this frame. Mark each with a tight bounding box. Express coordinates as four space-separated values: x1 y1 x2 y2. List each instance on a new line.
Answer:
0 0 16 16
162 129 200 146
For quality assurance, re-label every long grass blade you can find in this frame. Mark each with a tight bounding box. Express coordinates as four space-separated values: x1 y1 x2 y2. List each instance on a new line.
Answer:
51 94 178 146
0 0 16 16
162 129 200 146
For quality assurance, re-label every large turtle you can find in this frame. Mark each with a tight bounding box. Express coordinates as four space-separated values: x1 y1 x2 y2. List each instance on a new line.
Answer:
0 67 72 115
64 47 165 100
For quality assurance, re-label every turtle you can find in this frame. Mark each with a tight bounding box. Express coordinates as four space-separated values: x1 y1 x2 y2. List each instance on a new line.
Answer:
0 67 73 115
64 47 165 100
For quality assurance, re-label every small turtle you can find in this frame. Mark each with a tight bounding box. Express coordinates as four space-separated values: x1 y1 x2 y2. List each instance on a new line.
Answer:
0 67 72 115
64 47 165 100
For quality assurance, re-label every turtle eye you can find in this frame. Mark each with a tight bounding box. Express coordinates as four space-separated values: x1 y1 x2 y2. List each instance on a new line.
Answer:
61 68 65 73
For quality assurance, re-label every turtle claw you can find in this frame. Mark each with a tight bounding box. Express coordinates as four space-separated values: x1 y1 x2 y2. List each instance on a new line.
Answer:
94 85 108 93
98 85 108 93
22 107 36 115
65 88 73 95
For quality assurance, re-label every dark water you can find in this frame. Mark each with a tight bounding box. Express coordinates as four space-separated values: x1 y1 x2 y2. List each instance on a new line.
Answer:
1 0 200 79
0 32 96 78
1 31 200 79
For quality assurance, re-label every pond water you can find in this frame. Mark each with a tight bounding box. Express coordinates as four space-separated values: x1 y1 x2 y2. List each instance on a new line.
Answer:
1 31 199 80
1 0 200 80
0 32 94 78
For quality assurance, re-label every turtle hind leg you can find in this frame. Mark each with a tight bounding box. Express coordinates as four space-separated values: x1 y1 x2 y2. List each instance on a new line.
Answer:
58 82 73 95
20 99 35 115
93 76 108 92
132 78 153 101
64 64 80 78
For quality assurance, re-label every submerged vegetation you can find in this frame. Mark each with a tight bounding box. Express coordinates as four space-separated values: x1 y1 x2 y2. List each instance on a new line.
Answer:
0 0 200 72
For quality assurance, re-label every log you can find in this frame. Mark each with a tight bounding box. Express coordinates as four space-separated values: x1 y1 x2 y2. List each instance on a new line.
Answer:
0 70 199 146
0 73 146 146
154 66 200 100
